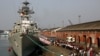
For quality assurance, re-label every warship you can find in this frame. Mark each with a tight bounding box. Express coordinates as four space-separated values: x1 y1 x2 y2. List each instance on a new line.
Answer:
9 1 44 56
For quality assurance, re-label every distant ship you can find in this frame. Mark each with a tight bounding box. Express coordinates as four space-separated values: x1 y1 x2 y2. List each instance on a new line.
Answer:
8 1 44 56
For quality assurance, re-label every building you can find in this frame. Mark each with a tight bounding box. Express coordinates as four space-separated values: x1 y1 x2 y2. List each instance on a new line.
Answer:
41 27 62 38
41 20 100 50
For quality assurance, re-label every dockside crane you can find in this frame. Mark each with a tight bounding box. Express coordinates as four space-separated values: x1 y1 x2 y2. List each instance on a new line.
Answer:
68 19 73 25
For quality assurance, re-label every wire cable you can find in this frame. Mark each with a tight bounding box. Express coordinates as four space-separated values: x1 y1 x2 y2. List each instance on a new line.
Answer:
26 34 61 56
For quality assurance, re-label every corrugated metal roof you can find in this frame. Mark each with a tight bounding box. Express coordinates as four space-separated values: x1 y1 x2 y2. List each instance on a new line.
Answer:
58 20 100 31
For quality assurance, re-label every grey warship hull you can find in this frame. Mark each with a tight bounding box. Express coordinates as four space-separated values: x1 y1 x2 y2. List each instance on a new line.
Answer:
9 33 43 56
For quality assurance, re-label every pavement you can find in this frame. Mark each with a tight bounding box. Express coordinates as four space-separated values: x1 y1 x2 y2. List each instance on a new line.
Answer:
42 45 72 56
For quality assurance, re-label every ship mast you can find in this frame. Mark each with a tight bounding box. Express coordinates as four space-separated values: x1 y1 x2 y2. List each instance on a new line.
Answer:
17 1 36 33
18 1 34 20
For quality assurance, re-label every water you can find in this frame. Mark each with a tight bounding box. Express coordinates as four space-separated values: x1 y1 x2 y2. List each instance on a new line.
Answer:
0 35 9 56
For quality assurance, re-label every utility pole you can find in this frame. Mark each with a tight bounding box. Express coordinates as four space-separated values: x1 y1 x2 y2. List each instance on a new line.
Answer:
54 24 55 28
62 20 64 27
48 24 51 29
78 15 81 24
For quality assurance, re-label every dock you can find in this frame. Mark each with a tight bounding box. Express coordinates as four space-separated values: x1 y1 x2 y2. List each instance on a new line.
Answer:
42 45 71 56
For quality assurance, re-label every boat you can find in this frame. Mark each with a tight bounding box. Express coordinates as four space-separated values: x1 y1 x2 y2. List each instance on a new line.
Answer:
8 1 44 56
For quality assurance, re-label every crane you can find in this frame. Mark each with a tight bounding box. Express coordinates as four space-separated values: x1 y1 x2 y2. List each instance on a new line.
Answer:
68 19 73 25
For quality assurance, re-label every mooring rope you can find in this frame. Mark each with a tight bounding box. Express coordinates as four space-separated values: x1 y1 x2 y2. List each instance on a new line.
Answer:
26 34 61 56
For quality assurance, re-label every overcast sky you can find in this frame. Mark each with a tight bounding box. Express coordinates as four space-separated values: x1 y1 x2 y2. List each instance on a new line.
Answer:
0 0 100 30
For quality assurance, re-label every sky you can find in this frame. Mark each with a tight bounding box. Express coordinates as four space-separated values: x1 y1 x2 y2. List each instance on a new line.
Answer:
0 0 100 30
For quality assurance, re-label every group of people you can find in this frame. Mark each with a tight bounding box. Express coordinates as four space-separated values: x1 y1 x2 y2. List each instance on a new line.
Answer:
68 47 100 56
51 39 100 56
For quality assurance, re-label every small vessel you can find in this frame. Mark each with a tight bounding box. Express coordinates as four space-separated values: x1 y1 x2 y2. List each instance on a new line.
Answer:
9 1 44 56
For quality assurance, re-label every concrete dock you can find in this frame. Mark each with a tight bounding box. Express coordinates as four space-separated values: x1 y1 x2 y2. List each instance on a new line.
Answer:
43 45 71 56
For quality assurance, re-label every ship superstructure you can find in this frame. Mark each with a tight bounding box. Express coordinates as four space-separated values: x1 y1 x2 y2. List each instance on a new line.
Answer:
17 1 38 34
9 1 43 56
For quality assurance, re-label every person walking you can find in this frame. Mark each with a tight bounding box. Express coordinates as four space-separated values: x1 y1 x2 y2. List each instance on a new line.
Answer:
83 50 87 56
87 47 90 56
87 47 96 56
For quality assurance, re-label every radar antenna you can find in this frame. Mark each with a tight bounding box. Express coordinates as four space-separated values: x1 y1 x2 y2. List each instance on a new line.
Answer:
18 0 34 19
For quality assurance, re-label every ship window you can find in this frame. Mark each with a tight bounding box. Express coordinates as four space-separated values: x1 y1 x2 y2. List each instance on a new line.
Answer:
14 23 16 24
16 29 18 33
30 24 34 26
17 24 20 25
22 6 29 11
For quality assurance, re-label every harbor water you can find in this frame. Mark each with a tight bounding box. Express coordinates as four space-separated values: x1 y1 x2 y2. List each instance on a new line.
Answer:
0 35 9 56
